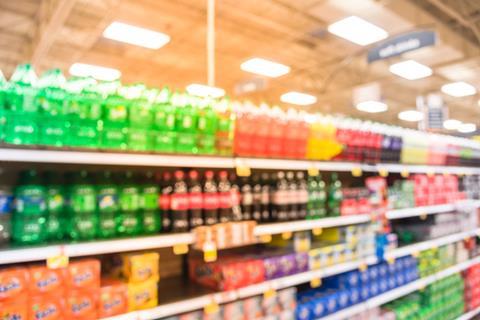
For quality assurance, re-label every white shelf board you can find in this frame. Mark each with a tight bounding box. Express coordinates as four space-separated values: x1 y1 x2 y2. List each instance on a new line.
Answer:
387 200 480 220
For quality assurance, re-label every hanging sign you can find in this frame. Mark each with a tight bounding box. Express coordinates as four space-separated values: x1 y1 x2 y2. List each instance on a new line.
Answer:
368 30 436 63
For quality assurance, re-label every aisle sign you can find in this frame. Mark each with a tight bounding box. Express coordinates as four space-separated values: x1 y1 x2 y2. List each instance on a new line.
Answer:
417 94 446 131
368 30 436 63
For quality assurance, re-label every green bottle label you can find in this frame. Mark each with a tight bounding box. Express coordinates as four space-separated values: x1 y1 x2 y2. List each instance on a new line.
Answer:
16 187 46 214
98 187 118 213
140 186 158 211
71 186 96 213
47 189 64 213
120 187 139 211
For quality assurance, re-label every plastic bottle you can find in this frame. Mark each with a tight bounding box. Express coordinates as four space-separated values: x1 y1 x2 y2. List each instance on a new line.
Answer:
260 173 272 222
218 170 233 222
202 170 219 226
0 70 7 141
187 170 204 228
175 93 198 154
0 185 13 244
140 171 160 234
328 173 342 217
233 101 254 156
152 87 176 153
271 171 288 221
66 171 97 240
215 98 234 156
229 172 242 221
296 172 308 220
307 175 318 220
286 171 298 220
240 176 254 221
44 171 65 241
316 174 327 218
197 98 218 154
159 172 173 232
125 85 153 151
96 171 118 239
117 171 141 236
170 170 189 232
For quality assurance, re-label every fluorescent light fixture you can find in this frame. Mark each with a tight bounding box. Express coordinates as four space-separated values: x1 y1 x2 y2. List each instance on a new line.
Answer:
441 81 477 97
398 110 423 122
186 83 225 98
458 123 477 133
69 63 121 81
443 119 462 130
356 100 388 113
240 58 290 78
103 21 170 49
280 91 317 106
327 16 388 46
389 60 432 80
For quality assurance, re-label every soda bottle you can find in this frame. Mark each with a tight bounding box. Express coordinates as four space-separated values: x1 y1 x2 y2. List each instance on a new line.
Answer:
328 173 343 217
0 70 6 141
296 172 308 220
0 185 12 244
286 171 298 220
240 176 254 221
218 171 233 222
316 175 327 218
271 171 288 221
96 171 118 239
170 170 189 232
307 175 318 220
12 170 47 244
44 171 65 241
140 171 160 234
215 98 234 155
260 173 272 222
174 93 198 154
153 87 176 153
187 170 204 228
159 172 173 232
202 170 219 225
251 174 262 222
117 171 141 236
197 98 218 154
66 171 97 240
229 173 242 221
125 84 154 151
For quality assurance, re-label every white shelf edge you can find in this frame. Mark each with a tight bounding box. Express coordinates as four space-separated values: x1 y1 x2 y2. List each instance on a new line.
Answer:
386 200 480 220
456 306 480 320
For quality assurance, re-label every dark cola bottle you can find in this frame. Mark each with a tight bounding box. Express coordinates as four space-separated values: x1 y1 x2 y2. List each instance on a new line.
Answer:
296 171 308 220
240 175 254 221
159 172 173 232
271 171 289 221
203 170 219 225
170 170 189 232
286 171 298 220
187 170 204 229
251 174 262 222
218 170 233 223
260 172 272 222
229 173 243 221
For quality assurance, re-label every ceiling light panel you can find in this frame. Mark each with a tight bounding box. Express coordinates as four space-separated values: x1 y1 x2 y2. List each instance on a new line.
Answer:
186 84 225 98
356 100 388 113
280 91 317 106
69 63 121 81
240 58 290 78
389 60 432 80
398 110 424 122
103 21 170 49
441 81 477 97
327 16 388 46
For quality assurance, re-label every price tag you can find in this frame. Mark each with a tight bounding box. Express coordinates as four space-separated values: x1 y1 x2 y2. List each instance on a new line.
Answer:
295 238 310 253
173 243 189 255
400 169 409 178
312 228 323 236
310 277 322 288
264 288 277 299
387 256 395 265
351 167 362 177
260 234 272 243
203 242 217 263
378 168 388 177
235 159 251 177
420 213 427 220
47 246 69 269
308 166 319 177
412 251 419 258
204 300 220 315
282 232 292 240
359 262 368 272
427 171 434 177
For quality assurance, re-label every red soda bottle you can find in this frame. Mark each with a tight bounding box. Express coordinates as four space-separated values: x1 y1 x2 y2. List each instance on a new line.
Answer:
159 172 172 232
187 170 204 228
170 170 189 232
203 170 219 225
218 170 233 222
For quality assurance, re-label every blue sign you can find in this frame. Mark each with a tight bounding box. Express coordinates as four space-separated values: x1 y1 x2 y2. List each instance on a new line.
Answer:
367 30 436 63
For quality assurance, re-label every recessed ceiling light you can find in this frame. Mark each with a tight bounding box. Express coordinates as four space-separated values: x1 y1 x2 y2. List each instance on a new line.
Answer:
240 58 290 78
389 60 432 80
398 110 423 122
441 81 477 97
458 123 476 133
103 21 170 49
327 16 388 46
443 119 462 130
69 63 121 81
186 83 225 98
280 91 317 105
355 100 388 113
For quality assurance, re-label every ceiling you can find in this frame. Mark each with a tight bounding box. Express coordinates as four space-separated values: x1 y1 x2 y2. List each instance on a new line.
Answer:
0 0 480 132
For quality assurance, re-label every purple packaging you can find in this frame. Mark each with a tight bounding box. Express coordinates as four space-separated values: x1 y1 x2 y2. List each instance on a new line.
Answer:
294 252 309 274
278 253 296 277
263 255 281 280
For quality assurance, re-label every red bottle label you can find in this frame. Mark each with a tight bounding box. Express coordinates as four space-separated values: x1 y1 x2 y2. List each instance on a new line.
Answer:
159 194 170 210
203 193 219 210
230 190 241 206
171 194 189 211
219 192 232 209
188 192 203 209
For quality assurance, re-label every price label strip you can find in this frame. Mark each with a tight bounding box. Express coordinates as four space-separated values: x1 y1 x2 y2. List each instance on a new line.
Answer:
173 243 189 255
235 159 251 177
47 246 69 269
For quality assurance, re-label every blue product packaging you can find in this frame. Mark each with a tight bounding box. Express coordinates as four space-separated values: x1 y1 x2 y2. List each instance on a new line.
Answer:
387 261 396 275
296 302 312 320
349 286 361 304
378 263 388 278
369 280 379 297
312 297 327 319
368 265 379 280
387 275 397 290
360 285 370 301
396 271 406 286
360 269 369 284
379 277 389 293
325 292 338 314
337 289 350 309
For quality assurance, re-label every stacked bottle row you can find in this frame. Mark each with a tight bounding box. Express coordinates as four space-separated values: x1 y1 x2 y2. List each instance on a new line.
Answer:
1 64 480 166
0 169 344 245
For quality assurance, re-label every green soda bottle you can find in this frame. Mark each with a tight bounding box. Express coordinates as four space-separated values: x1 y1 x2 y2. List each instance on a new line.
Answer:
96 171 118 238
37 69 68 147
316 174 327 218
140 171 160 234
117 171 141 236
197 98 218 154
215 98 234 156
66 171 98 240
306 175 318 220
175 93 198 154
44 171 65 241
153 87 176 152
12 170 47 244
124 85 153 151
0 70 7 141
327 173 342 217
4 64 39 145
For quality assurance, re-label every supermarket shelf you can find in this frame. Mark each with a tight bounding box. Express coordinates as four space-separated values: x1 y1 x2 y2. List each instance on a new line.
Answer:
386 200 480 220
254 215 371 236
385 228 480 260
2 147 480 175
0 232 193 265
456 306 480 320
320 256 480 320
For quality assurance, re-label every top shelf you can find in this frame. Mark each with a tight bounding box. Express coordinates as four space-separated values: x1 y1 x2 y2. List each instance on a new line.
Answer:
1 148 480 174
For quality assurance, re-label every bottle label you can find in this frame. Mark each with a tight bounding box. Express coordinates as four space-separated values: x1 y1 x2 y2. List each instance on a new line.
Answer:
298 190 309 203
16 189 46 214
159 194 170 211
219 191 232 209
188 192 203 210
203 193 219 210
261 187 270 204
171 194 189 211
272 190 288 205
230 189 241 206
242 192 253 206
140 188 159 211
119 188 139 211
0 194 13 214
47 190 64 213
98 191 118 212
